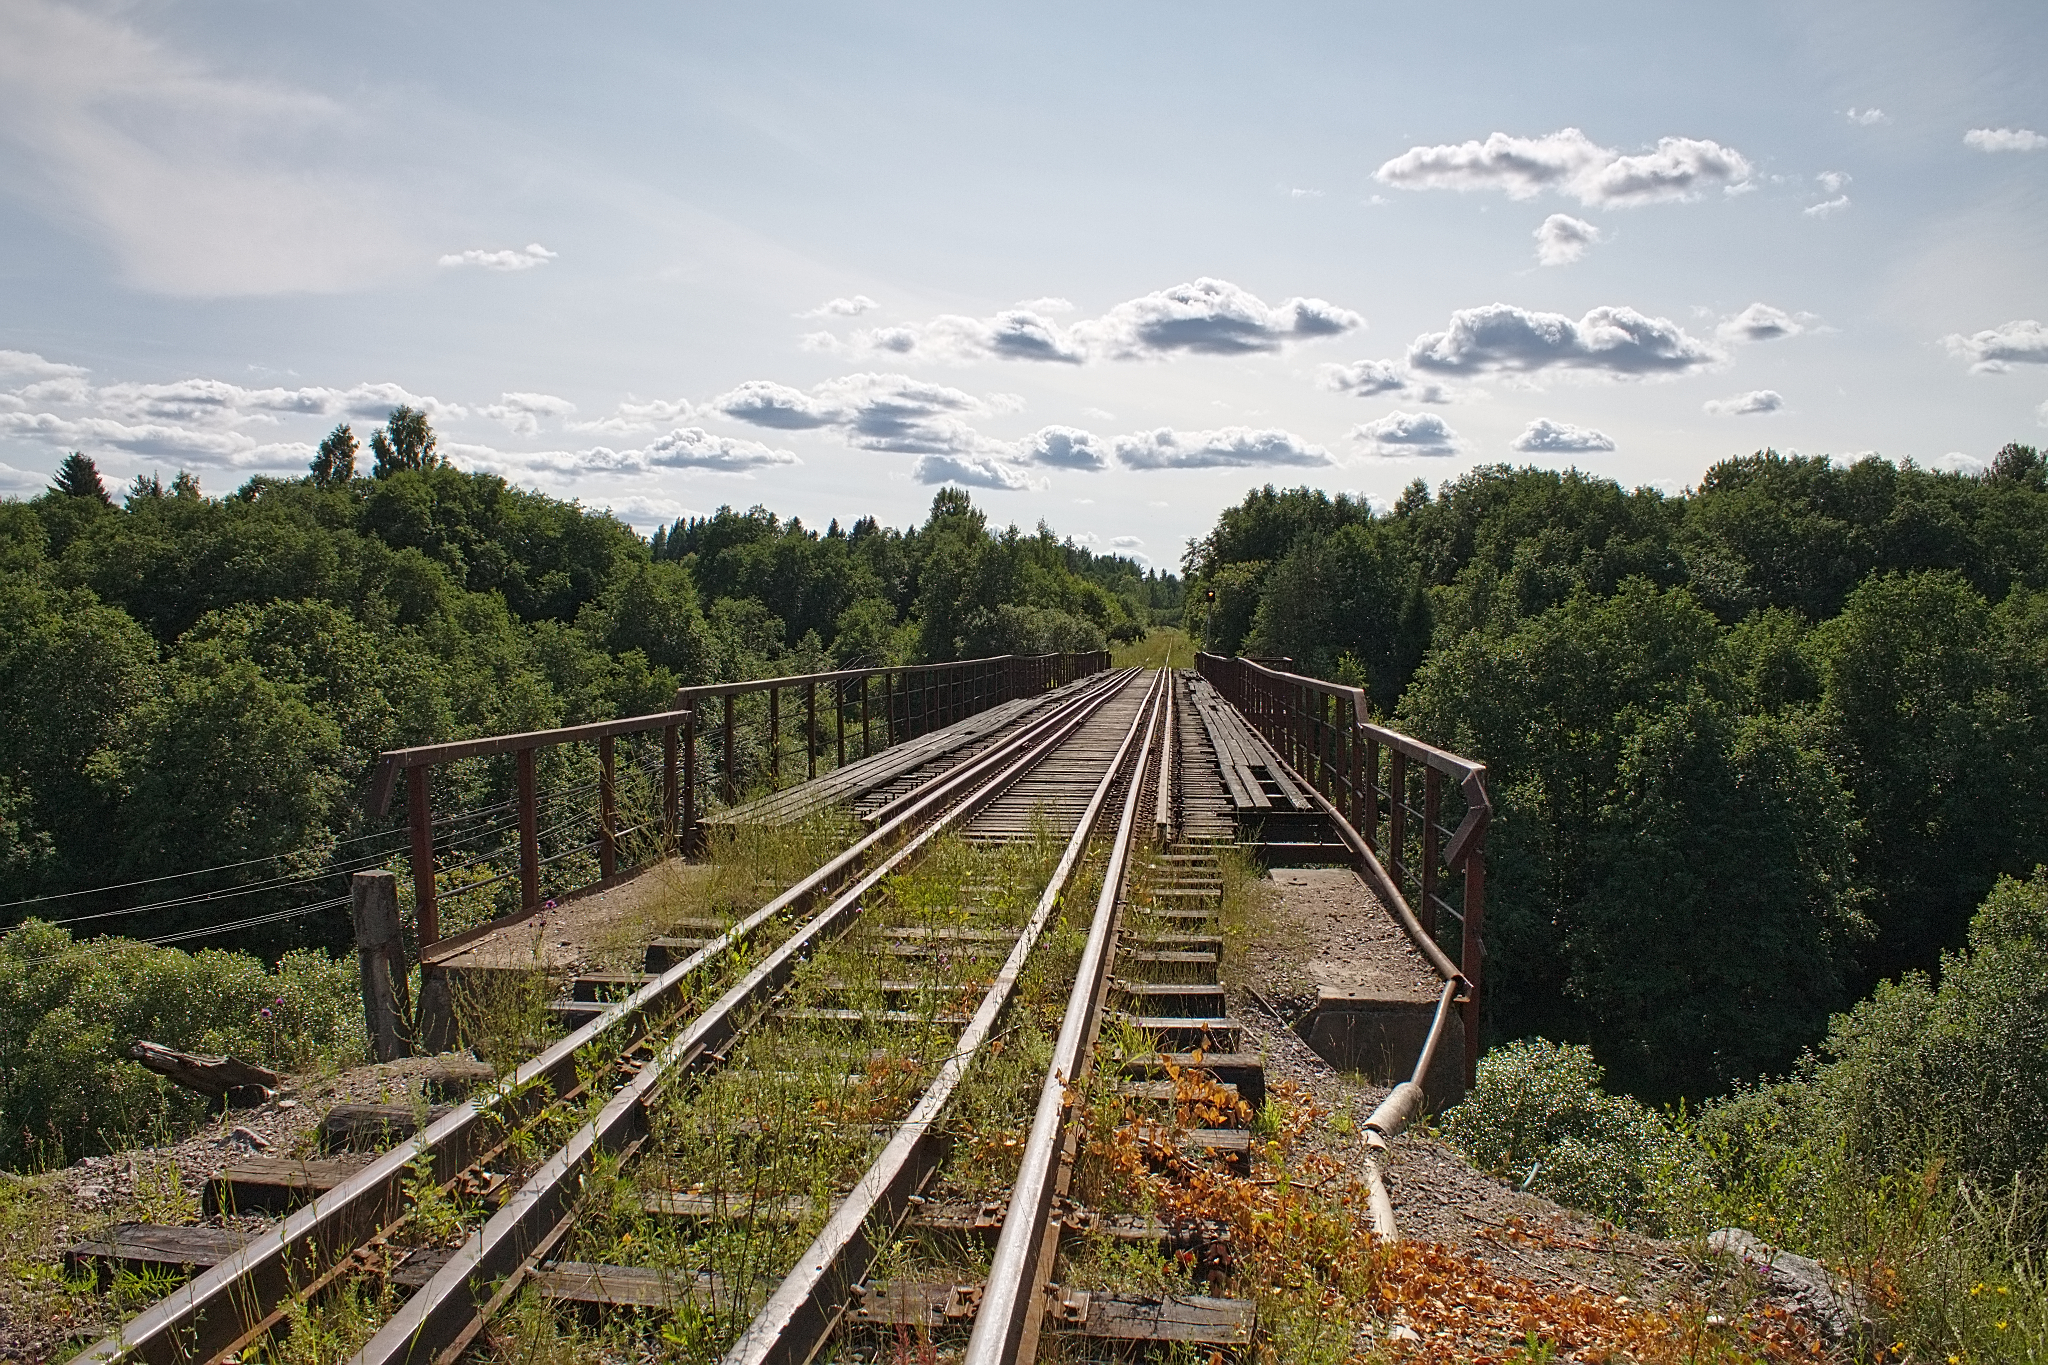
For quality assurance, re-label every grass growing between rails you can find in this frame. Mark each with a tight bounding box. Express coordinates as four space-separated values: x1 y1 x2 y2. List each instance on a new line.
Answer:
473 828 1074 1363
1112 626 1194 672
1442 866 2048 1363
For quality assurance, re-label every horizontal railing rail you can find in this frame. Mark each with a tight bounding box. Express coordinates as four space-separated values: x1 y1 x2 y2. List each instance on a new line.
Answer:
366 651 1112 951
1196 651 1491 1085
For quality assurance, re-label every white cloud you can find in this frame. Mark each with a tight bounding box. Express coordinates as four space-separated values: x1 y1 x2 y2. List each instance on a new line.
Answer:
438 243 557 272
1510 418 1615 452
832 278 1363 365
1017 297 1074 313
1704 389 1784 415
0 461 45 493
910 453 1037 490
1351 411 1461 457
0 350 87 380
1817 171 1851 195
602 494 698 530
0 0 412 295
1110 534 1143 547
1717 303 1811 343
1374 128 1752 206
572 397 698 434
1929 451 1989 475
1080 278 1362 359
1846 108 1889 126
1319 358 1409 397
480 391 576 435
1965 127 2048 153
800 295 878 318
1407 303 1720 377
1112 426 1333 469
711 379 843 429
1534 214 1602 266
1014 425 1109 470
2039 398 2048 427
1943 319 2048 372
711 372 1002 459
639 427 798 470
852 309 1086 365
1804 196 1851 218
478 428 799 479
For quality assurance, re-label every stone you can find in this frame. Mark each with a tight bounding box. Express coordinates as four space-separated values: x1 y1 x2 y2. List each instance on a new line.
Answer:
1708 1228 1864 1339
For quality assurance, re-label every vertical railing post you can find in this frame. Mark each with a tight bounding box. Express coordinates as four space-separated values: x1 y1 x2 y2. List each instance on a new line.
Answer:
722 693 737 805
1421 766 1442 939
516 746 540 911
1363 736 1381 856
835 678 846 768
1388 750 1408 899
598 733 617 880
663 723 680 846
682 712 697 853
861 674 872 757
769 687 781 789
807 680 819 779
1348 710 1363 832
406 764 437 950
1462 837 1486 1090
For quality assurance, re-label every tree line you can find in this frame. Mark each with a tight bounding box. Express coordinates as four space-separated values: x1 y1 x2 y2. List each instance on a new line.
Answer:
1183 448 2048 1101
0 412 1175 947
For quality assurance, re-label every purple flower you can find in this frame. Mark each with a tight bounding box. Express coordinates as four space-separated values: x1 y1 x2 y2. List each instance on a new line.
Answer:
259 1008 272 1020
544 899 558 910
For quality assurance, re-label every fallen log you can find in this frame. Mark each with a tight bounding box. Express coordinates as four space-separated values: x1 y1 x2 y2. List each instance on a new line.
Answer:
128 1040 279 1107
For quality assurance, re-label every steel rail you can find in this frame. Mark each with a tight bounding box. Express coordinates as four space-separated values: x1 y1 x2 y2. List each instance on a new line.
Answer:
67 668 1136 1365
722 669 1168 1365
348 670 1149 1365
964 667 1170 1365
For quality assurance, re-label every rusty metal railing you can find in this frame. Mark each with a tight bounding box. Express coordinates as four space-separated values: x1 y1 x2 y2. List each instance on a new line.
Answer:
1196 652 1490 1085
365 651 1111 952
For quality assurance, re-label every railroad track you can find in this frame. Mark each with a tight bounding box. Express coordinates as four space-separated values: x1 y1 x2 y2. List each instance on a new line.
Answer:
74 665 1240 1365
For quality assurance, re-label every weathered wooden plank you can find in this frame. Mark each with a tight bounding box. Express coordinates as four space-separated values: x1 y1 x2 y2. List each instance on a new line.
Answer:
317 1103 453 1154
533 1261 724 1309
127 1041 278 1106
204 1155 374 1215
63 1223 251 1287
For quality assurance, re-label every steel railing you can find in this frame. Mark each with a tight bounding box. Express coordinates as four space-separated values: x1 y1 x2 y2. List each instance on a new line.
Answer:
1196 652 1490 1085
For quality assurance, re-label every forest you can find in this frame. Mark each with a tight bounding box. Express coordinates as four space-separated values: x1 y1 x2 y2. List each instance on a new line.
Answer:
1182 446 2048 1102
0 413 1178 948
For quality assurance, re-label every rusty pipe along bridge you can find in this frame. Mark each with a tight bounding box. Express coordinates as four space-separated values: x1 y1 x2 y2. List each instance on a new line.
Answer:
71 650 1487 1365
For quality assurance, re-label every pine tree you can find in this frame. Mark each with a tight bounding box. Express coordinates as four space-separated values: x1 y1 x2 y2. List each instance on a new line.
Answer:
369 406 439 478
50 452 111 504
171 471 202 500
311 423 357 487
125 472 165 504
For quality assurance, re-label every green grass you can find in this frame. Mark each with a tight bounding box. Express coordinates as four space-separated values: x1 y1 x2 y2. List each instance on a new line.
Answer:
1111 626 1193 671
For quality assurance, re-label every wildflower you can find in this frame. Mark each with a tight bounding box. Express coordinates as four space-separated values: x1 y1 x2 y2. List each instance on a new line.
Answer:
259 1008 272 1020
544 899 558 910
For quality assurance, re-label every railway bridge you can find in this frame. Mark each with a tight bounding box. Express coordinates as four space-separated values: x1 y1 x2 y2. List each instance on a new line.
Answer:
72 651 1488 1365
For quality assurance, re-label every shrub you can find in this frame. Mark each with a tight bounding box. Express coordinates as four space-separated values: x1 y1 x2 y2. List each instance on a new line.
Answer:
1441 1037 1697 1231
0 920 362 1169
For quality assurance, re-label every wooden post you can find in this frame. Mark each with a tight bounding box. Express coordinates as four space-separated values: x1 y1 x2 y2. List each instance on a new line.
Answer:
1388 751 1408 898
681 712 697 853
1462 844 1486 1090
861 674 871 757
1421 766 1441 939
598 734 617 880
722 693 736 804
406 765 437 949
835 678 846 768
351 871 412 1062
1364 737 1381 857
806 681 818 779
663 723 680 844
516 747 540 911
769 687 781 788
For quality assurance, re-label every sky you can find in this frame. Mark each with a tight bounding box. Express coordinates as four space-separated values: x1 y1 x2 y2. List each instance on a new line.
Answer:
2 1 2046 570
